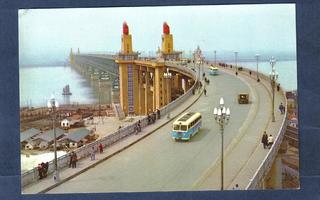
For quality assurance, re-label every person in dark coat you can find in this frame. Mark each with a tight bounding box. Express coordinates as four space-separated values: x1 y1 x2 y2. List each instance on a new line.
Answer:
157 109 160 119
277 83 280 91
279 103 285 114
72 152 77 168
69 152 73 168
37 163 43 179
261 131 268 149
204 88 207 96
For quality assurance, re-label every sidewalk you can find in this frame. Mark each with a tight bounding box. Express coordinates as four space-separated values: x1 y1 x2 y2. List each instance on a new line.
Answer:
22 85 204 194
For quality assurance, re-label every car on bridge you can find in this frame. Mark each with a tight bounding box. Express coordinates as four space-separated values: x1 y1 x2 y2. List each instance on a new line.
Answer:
171 112 202 141
238 93 249 104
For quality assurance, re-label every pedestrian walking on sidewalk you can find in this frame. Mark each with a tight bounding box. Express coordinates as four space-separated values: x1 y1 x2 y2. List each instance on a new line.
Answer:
267 134 274 149
157 109 161 119
99 143 103 154
37 163 43 179
279 103 285 114
71 152 77 168
204 88 207 96
69 152 73 168
277 83 280 92
261 131 268 149
90 146 96 161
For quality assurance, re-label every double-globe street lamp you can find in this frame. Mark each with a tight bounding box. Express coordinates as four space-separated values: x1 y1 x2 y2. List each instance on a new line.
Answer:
47 95 60 182
234 51 238 75
269 57 279 122
164 68 172 119
213 97 231 191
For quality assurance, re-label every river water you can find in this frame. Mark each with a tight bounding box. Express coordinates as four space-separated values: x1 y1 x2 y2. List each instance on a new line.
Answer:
19 65 112 108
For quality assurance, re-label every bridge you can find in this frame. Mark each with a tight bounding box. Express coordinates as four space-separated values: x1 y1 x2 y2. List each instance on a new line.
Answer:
21 22 290 193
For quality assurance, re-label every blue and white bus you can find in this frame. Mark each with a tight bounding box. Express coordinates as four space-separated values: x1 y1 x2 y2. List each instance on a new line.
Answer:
171 112 202 141
209 66 219 75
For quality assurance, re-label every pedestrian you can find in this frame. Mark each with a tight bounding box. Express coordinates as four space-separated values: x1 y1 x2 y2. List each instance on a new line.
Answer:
69 151 73 168
99 143 103 153
235 71 238 76
42 162 48 178
267 134 274 148
72 152 77 168
137 120 141 132
90 146 96 161
40 162 46 178
261 131 268 149
249 70 252 76
153 112 156 123
232 184 240 190
204 88 207 96
279 103 285 114
277 83 280 91
157 109 160 119
37 163 43 179
147 114 151 124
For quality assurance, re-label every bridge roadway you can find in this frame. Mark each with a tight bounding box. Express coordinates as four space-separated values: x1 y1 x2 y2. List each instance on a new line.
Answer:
47 65 284 193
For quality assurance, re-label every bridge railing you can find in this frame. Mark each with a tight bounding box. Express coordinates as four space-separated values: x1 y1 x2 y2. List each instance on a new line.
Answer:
22 61 198 188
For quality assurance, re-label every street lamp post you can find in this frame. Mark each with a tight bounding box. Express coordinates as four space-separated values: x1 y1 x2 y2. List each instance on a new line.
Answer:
47 95 60 182
214 50 217 66
164 68 172 119
256 54 260 82
234 51 238 75
213 97 231 191
269 57 279 122
98 75 102 123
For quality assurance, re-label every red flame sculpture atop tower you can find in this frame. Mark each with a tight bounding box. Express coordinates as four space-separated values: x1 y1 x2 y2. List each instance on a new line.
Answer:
123 21 129 35
163 22 170 34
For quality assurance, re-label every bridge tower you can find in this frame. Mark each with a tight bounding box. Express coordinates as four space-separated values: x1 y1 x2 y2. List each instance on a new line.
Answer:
160 22 182 61
116 22 139 115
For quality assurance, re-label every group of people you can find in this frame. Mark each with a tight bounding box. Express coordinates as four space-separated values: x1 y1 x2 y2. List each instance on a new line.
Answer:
37 162 49 179
148 109 160 124
261 131 274 149
91 143 106 160
69 151 77 168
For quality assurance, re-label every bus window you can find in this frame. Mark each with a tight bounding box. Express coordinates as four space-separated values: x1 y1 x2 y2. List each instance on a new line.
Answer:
181 125 188 131
173 124 180 130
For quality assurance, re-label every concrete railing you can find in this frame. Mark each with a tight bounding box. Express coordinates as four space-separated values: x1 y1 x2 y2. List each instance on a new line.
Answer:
233 66 289 190
160 62 199 117
22 61 198 188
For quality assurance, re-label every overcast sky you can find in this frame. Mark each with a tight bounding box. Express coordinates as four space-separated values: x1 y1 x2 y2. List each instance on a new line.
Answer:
19 4 296 64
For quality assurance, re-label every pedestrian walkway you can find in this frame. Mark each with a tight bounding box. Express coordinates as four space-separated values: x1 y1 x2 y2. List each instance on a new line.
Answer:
22 84 204 194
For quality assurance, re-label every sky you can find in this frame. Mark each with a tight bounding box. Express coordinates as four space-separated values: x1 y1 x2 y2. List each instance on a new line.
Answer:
18 4 296 65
